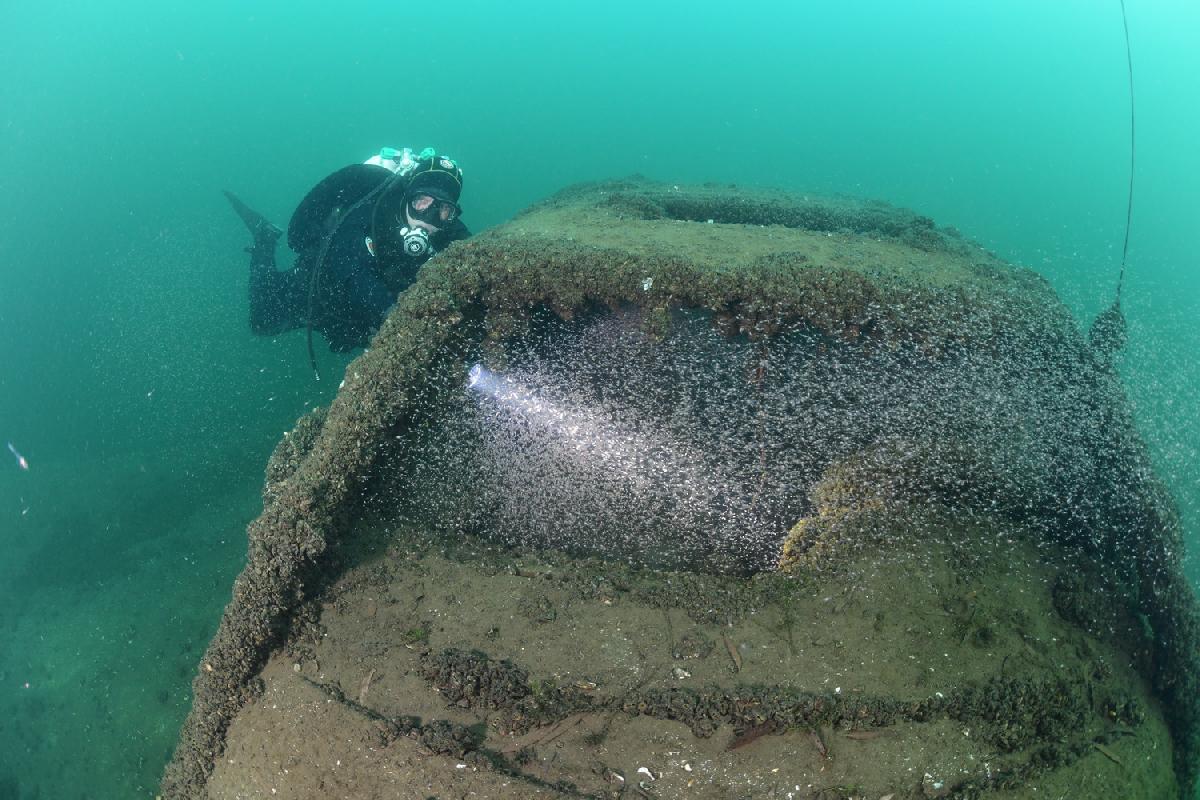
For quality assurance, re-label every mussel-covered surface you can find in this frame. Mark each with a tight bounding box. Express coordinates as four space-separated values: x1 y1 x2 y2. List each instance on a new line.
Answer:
161 179 1199 799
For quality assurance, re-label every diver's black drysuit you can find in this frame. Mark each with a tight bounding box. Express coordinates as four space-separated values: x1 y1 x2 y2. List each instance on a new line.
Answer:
243 164 469 352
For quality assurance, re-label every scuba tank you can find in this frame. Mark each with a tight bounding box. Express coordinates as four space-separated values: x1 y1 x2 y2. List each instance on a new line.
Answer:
364 146 436 176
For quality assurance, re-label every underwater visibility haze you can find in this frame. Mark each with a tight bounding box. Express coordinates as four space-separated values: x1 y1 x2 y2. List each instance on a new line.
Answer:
1 1 1198 797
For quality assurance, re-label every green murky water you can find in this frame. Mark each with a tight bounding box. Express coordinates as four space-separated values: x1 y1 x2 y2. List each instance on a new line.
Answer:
1 2 1195 796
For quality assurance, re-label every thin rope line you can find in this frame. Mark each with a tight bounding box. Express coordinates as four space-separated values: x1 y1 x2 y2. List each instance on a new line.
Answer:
1116 0 1135 303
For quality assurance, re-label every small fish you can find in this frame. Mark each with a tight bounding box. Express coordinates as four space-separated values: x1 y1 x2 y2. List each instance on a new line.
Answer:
7 442 28 470
809 727 830 760
728 722 775 751
844 729 889 741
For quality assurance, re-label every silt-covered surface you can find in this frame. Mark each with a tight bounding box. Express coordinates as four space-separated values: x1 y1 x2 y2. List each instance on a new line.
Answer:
161 178 1199 798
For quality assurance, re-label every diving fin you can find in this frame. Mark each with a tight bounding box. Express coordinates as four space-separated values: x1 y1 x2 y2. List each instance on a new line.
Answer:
223 190 282 245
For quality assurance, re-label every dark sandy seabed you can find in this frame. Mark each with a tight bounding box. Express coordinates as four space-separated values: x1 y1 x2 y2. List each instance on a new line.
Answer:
204 520 1175 799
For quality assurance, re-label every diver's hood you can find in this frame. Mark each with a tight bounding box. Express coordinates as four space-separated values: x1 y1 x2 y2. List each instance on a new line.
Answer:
406 168 462 205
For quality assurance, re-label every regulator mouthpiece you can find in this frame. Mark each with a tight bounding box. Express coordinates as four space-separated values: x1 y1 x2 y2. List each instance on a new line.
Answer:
400 226 432 258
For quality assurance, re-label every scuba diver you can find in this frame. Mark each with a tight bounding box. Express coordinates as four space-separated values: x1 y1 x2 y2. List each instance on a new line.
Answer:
224 147 469 362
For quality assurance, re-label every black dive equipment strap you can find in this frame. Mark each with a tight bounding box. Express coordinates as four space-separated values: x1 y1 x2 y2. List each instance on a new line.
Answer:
289 165 396 381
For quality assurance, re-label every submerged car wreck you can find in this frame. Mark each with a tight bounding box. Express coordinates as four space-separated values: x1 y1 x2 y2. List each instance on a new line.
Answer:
161 179 1198 799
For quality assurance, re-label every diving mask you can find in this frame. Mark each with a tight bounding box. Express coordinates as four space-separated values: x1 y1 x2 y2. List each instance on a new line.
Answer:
408 193 460 226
